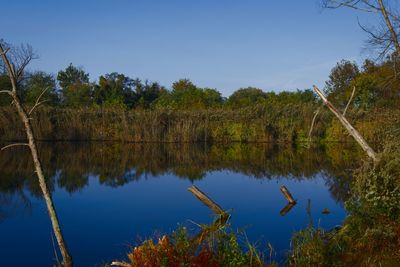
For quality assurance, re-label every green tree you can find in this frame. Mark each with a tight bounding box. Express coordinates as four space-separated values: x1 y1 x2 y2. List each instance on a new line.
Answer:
93 73 134 108
57 63 89 89
154 79 223 109
57 64 92 107
129 78 165 109
325 60 359 108
226 87 268 108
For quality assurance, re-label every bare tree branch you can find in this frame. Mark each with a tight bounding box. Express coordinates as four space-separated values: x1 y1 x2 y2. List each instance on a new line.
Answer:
343 86 356 116
28 86 50 115
1 143 29 151
308 107 321 145
323 0 400 59
0 90 11 95
0 48 9 56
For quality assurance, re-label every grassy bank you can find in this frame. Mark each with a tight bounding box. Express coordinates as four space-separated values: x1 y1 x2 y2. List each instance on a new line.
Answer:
0 105 397 145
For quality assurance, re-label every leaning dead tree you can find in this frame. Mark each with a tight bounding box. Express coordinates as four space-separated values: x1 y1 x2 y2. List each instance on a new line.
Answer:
313 85 378 162
307 85 356 145
0 42 73 266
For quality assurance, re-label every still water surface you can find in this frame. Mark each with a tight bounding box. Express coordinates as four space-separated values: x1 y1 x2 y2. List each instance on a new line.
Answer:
0 142 356 266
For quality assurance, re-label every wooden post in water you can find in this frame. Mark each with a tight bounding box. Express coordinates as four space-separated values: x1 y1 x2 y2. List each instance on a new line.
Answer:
280 186 296 204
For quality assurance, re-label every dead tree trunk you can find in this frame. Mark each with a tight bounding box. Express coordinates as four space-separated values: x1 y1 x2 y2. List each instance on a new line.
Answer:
313 85 378 162
0 44 73 267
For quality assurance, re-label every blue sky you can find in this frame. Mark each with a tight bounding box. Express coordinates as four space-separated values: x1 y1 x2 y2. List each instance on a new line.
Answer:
2 0 377 96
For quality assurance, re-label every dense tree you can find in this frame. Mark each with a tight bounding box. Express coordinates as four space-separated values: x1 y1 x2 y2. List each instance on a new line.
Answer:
154 79 223 109
93 73 134 108
57 63 89 89
226 87 268 108
57 64 92 107
325 60 360 108
133 79 166 109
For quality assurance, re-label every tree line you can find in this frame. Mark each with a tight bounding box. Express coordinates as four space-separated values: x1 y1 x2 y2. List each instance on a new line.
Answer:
1 58 399 111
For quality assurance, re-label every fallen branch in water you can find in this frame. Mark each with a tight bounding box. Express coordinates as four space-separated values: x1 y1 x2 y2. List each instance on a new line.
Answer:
188 185 225 215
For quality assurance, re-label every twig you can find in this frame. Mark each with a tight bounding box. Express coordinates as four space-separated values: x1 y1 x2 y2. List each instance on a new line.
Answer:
1 143 29 151
28 87 50 115
343 86 356 116
0 90 11 95
0 48 9 55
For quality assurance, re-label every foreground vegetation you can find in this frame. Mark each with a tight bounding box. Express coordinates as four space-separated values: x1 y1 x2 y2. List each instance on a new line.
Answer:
289 139 400 266
111 225 276 267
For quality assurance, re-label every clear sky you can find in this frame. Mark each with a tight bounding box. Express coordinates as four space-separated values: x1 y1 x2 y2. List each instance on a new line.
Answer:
2 0 377 96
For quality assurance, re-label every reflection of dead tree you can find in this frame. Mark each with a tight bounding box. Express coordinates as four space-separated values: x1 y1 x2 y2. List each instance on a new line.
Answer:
0 42 72 266
313 85 378 162
280 202 296 216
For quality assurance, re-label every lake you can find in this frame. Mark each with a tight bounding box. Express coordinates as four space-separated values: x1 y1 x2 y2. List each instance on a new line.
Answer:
0 142 358 266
